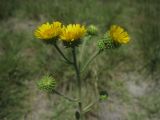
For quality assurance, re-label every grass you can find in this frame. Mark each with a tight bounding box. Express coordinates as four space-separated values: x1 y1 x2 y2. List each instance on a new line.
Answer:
0 0 160 120
0 31 30 120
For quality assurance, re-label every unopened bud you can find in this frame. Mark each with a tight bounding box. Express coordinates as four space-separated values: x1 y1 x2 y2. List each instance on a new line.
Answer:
97 33 120 50
87 25 98 36
99 90 109 101
37 74 56 92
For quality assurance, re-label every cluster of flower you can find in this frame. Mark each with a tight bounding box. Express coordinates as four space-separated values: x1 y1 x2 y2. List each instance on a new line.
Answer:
35 21 130 92
34 21 131 118
34 21 130 49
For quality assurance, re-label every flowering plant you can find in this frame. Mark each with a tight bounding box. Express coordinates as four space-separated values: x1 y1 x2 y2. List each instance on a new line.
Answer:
34 21 130 120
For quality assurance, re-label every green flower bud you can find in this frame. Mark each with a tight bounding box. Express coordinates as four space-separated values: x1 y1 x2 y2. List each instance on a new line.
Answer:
37 74 56 92
99 90 109 101
103 33 115 49
97 33 120 50
97 39 106 50
87 25 98 36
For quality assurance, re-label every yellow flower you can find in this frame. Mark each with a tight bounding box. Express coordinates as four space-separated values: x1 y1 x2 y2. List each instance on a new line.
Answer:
34 21 62 40
108 25 130 44
60 24 86 42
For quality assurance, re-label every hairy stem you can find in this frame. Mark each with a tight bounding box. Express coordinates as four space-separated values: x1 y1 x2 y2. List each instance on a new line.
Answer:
81 50 102 73
79 35 92 68
54 90 78 102
83 100 98 113
54 44 73 64
72 47 83 120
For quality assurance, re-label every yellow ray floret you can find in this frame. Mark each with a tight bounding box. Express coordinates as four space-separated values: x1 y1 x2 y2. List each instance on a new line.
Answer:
108 25 130 44
34 21 62 40
60 24 86 42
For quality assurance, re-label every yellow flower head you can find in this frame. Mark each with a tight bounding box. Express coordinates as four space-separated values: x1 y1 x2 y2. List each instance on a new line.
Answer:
108 25 130 44
60 24 86 42
34 21 62 40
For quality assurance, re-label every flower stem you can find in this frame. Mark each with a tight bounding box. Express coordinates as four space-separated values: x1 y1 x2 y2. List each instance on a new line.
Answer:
54 44 73 64
54 90 78 102
83 100 98 113
72 47 83 120
79 35 92 67
81 50 102 73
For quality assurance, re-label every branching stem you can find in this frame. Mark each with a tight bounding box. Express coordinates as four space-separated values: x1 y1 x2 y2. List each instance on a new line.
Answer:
81 50 102 73
54 90 78 102
54 44 73 64
72 46 84 120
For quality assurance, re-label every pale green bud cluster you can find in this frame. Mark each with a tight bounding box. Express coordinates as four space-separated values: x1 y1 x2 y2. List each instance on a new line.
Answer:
97 33 120 50
37 75 56 92
87 25 98 36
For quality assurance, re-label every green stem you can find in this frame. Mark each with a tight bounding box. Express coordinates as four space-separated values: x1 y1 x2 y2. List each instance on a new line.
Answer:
54 44 73 64
54 90 78 102
83 100 98 113
72 47 83 120
81 50 102 73
79 35 92 68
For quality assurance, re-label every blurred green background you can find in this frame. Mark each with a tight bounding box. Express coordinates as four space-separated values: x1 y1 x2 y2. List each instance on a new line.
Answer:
0 0 160 120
